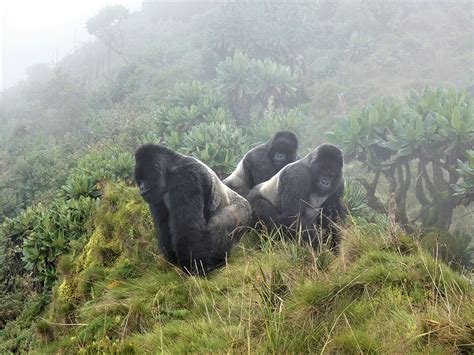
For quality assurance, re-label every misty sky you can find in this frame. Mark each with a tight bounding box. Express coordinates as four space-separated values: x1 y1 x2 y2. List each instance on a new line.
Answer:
0 0 141 90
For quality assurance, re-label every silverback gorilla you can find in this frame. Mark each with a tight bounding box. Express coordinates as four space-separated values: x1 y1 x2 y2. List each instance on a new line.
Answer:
134 144 251 274
223 131 298 197
247 144 346 251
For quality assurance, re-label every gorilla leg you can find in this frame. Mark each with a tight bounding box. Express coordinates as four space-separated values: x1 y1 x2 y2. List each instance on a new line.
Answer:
207 193 251 244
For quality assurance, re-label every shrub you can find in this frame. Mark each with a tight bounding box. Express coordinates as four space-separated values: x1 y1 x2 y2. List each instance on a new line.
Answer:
180 121 250 176
328 87 473 229
21 197 98 287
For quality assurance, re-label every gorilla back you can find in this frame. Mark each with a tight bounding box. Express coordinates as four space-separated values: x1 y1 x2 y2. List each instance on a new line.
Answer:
223 131 298 197
247 144 346 250
134 144 251 274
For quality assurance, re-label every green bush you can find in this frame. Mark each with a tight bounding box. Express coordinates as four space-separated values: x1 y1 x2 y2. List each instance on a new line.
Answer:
453 149 474 204
61 150 134 200
21 197 98 287
421 229 474 271
181 121 250 176
328 87 473 229
248 101 311 146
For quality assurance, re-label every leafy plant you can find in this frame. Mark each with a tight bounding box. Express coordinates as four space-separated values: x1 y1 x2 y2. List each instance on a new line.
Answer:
453 150 474 204
60 150 134 200
328 87 474 229
421 229 474 271
19 197 98 288
216 52 298 124
181 122 250 176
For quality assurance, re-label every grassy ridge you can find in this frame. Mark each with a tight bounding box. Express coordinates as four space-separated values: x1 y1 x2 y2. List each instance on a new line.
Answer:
4 181 473 353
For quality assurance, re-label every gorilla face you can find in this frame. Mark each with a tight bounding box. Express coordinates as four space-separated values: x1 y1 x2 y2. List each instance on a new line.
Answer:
270 132 298 170
309 144 343 196
134 146 167 204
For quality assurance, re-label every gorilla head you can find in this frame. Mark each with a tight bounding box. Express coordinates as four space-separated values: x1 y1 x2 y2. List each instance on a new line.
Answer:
269 131 299 170
223 131 299 197
309 144 343 196
134 144 172 204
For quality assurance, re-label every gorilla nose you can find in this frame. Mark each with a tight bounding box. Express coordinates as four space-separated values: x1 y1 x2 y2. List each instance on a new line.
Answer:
139 183 150 195
321 178 331 187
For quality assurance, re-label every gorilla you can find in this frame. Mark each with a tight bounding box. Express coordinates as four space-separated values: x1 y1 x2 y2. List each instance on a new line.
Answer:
223 131 299 197
247 144 346 250
134 144 251 274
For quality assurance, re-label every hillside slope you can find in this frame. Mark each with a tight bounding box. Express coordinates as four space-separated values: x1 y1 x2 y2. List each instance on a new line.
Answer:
2 182 470 353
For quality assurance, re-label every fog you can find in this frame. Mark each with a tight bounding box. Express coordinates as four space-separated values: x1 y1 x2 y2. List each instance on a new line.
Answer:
0 1 473 352
1 0 141 89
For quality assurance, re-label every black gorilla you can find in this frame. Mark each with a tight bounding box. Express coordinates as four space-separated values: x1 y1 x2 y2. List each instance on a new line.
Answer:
247 144 346 250
134 144 251 274
223 131 299 197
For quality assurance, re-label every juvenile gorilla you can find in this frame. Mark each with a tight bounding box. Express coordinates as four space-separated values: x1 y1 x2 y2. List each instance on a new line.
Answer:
134 144 251 274
247 144 346 250
223 131 298 197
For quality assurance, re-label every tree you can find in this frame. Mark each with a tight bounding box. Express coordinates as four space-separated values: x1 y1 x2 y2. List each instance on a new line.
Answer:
215 52 298 124
328 87 473 229
86 5 130 68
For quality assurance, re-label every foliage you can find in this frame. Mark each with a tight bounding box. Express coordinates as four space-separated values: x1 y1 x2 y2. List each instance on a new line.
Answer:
60 150 134 200
328 87 474 229
453 150 474 204
215 52 298 124
85 5 130 64
0 140 74 219
345 31 372 62
151 81 233 139
420 229 474 271
20 214 474 353
206 2 331 65
249 100 312 147
20 197 98 287
180 122 250 176
1 2 474 351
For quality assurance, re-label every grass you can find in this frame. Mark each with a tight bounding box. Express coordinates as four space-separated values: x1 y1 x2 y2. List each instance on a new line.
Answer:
4 182 473 353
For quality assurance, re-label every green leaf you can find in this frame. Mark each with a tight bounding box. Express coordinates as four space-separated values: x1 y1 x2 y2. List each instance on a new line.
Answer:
451 107 462 131
398 145 413 157
350 115 361 136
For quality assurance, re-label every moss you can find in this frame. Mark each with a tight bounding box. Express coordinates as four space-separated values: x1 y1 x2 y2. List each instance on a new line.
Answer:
55 277 80 316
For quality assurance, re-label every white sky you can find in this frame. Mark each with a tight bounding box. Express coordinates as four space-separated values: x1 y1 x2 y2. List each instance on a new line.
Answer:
0 0 142 90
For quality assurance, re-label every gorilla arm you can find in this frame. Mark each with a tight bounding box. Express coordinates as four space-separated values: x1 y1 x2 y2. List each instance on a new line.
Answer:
277 164 314 229
149 201 177 264
249 164 312 230
319 179 347 250
165 166 217 272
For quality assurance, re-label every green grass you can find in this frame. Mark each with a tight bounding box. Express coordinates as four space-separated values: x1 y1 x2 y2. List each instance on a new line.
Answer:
4 182 473 353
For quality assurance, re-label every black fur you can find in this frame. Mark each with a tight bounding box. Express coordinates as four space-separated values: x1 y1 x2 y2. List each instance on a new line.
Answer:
223 131 298 197
134 144 251 274
247 144 346 251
